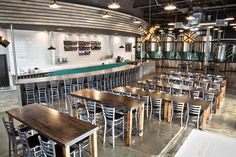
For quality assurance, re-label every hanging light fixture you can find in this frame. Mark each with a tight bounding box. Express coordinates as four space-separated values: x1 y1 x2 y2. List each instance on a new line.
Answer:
119 45 124 48
133 20 141 24
48 45 56 50
230 23 236 26
186 15 195 20
49 0 61 9
48 31 56 50
225 17 235 21
164 4 176 11
102 12 111 18
108 1 120 9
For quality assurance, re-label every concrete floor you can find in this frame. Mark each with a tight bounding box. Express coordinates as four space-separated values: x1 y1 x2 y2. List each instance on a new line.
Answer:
0 70 236 157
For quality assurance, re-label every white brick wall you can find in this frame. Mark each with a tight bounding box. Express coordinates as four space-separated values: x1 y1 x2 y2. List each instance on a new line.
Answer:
6 29 135 74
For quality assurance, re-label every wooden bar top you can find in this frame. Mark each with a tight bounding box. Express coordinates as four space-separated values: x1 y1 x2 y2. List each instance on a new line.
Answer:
71 89 144 110
6 104 97 147
17 64 139 85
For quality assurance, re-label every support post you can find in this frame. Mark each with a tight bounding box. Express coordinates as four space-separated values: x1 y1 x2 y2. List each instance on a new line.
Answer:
10 24 18 81
204 27 211 66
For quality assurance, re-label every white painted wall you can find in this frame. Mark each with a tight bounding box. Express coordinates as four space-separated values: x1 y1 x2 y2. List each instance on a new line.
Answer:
5 29 135 75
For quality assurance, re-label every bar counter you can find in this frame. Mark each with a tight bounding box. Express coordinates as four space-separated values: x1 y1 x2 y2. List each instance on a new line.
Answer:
16 63 139 85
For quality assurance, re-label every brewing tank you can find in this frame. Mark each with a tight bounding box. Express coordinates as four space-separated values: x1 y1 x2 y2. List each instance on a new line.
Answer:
194 34 212 53
160 34 175 52
176 34 191 52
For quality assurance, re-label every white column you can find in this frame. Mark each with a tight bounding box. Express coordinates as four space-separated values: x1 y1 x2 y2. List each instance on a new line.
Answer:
10 24 18 80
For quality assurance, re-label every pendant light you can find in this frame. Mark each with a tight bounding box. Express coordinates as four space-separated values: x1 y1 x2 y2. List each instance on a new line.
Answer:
119 45 124 48
108 1 120 9
102 12 112 18
186 0 195 20
49 0 61 9
48 31 56 50
164 4 176 11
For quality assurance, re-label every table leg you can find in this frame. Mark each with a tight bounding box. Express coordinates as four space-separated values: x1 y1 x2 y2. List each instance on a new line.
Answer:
167 103 172 122
201 106 210 130
62 146 70 157
138 105 144 137
126 109 133 146
91 130 98 157
164 102 169 122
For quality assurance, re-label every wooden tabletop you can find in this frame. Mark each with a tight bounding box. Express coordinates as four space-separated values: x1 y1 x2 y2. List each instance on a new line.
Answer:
71 89 144 110
6 104 97 147
113 87 210 111
137 80 221 96
149 92 210 110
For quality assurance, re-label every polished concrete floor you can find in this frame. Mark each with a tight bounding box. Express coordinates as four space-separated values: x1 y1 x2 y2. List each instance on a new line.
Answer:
0 70 236 157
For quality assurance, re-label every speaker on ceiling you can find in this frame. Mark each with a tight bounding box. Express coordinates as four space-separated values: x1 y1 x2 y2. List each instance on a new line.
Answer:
0 36 10 48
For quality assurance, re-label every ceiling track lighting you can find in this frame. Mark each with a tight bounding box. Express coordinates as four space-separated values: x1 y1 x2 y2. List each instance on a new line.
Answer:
225 17 235 21
164 4 176 11
108 1 120 9
49 0 61 9
102 12 111 18
186 15 195 20
133 20 141 24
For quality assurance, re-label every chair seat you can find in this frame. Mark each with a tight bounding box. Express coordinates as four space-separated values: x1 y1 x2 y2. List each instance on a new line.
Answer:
55 144 76 157
28 134 40 148
107 112 124 121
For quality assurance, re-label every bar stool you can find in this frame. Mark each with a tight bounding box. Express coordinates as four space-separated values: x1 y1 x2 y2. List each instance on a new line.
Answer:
115 71 121 87
36 82 48 104
170 101 185 127
2 117 32 157
72 77 84 91
48 80 60 105
150 97 163 121
94 74 103 90
61 79 72 100
86 76 94 89
102 106 125 148
109 72 116 90
38 136 78 157
120 71 125 86
24 83 36 104
18 130 43 157
103 73 110 91
140 95 150 118
186 104 202 129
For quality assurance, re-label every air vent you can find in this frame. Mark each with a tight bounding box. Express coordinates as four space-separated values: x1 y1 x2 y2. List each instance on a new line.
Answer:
175 22 183 28
216 19 227 26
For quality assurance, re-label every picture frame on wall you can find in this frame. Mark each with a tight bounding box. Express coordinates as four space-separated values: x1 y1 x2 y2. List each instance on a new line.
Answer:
125 42 132 52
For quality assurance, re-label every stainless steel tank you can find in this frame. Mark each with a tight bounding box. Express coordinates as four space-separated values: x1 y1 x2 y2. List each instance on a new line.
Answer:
160 34 175 52
194 34 212 53
176 34 191 52
212 43 226 61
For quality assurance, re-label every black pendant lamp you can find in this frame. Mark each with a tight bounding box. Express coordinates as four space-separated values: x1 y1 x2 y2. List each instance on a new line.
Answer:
133 45 136 48
48 45 56 50
119 45 124 48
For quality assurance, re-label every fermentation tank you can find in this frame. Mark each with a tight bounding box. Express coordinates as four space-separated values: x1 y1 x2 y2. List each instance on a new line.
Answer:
176 34 191 52
160 34 175 52
194 34 212 53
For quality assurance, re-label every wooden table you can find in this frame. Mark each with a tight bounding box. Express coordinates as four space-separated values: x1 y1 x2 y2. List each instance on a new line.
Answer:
6 104 98 157
112 87 211 130
70 89 145 146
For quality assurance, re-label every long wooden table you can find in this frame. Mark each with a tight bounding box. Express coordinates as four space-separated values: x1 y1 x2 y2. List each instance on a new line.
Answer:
137 79 222 113
112 86 211 130
6 104 98 157
70 89 145 146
